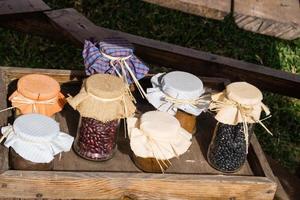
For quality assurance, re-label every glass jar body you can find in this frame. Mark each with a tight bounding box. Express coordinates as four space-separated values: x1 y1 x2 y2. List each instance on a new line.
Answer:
14 108 57 120
73 117 119 161
207 122 254 173
132 154 171 173
175 109 197 134
9 148 54 170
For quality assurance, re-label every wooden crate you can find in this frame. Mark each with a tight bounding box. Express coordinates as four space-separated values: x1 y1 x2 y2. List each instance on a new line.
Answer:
0 67 277 200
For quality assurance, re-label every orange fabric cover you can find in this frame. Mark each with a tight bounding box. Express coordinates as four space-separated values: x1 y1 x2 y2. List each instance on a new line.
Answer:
9 74 66 117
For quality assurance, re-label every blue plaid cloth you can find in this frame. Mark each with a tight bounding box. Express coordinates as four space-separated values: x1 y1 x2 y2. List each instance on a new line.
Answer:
83 37 149 84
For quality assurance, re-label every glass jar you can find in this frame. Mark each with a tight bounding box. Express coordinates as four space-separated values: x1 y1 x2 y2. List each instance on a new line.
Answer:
73 117 119 161
9 74 66 119
2 114 73 171
10 148 54 170
207 122 254 173
147 71 209 135
132 154 170 173
175 109 197 134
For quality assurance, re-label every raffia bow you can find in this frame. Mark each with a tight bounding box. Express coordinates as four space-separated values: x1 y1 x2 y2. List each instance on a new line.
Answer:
0 124 13 143
101 52 147 100
209 92 272 153
0 95 57 114
163 93 211 108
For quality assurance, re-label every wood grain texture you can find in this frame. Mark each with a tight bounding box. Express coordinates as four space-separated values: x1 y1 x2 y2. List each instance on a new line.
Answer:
0 66 277 199
44 8 300 98
0 170 276 200
0 0 50 15
0 68 9 172
234 0 300 40
143 0 231 20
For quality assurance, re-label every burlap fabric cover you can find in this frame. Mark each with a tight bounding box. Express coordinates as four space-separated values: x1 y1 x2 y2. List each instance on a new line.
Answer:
67 74 136 122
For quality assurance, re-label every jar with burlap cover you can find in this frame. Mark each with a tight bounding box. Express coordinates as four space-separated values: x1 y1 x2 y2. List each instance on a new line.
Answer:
8 74 66 117
67 74 136 161
208 82 272 173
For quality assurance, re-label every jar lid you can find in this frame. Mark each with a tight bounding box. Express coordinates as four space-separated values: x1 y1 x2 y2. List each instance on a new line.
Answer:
13 114 59 142
127 111 192 160
85 73 125 99
17 74 60 100
2 114 74 163
226 82 263 105
161 71 204 99
8 74 66 117
140 111 181 140
147 72 209 116
67 74 136 122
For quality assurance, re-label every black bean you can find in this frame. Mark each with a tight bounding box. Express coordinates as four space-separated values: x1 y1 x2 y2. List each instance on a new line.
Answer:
208 123 253 173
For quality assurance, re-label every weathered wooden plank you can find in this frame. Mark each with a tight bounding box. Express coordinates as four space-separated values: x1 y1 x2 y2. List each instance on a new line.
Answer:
267 156 300 200
44 8 300 99
0 170 276 199
0 68 9 173
0 0 50 15
143 0 231 20
0 9 299 98
0 12 62 41
234 0 300 40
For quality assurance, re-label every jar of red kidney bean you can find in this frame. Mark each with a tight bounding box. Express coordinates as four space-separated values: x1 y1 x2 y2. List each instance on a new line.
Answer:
73 117 120 161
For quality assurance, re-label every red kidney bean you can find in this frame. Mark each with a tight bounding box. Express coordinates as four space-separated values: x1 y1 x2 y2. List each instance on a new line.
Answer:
73 117 119 161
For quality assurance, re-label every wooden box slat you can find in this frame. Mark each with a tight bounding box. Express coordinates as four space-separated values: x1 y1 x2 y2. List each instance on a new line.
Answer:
0 66 277 199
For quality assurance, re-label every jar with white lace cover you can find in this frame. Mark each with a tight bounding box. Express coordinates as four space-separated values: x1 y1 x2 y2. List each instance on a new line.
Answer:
1 114 74 170
147 71 210 134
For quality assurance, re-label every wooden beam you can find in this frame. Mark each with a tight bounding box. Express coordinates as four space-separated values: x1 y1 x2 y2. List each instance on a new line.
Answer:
0 170 276 199
45 8 300 98
0 0 50 16
234 0 300 40
0 8 299 98
143 0 231 20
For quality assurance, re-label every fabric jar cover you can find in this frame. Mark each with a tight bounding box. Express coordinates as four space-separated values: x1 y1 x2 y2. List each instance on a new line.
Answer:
1 114 74 163
209 82 270 125
127 111 192 160
67 74 136 122
209 82 272 150
9 74 66 117
83 37 149 84
147 71 210 116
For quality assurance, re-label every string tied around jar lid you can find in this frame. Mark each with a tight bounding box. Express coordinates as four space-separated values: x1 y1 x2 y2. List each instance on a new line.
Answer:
0 95 58 114
0 124 13 143
209 84 272 153
101 51 147 100
160 92 211 113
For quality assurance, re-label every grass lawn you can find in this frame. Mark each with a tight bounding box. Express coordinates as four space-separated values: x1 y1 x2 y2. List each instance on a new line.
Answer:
0 0 299 172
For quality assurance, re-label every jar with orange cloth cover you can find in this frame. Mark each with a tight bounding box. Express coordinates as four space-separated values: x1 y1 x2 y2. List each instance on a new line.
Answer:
8 74 66 118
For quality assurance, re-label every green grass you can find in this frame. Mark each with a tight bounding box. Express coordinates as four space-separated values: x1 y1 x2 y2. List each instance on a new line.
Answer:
0 0 299 172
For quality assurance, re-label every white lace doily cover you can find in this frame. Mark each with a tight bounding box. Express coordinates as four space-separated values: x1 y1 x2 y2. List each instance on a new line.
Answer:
147 71 205 115
128 111 192 160
2 114 73 163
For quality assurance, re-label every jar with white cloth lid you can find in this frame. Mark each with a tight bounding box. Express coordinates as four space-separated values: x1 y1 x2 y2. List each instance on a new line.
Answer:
0 113 74 170
147 71 211 134
208 82 272 173
127 111 192 173
67 74 136 161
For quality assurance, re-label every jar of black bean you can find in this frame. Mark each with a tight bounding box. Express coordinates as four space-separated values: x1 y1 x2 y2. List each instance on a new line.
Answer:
73 117 119 161
67 74 136 161
208 82 271 173
207 122 254 172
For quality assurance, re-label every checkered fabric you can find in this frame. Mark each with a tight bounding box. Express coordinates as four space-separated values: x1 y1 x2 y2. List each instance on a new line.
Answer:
83 37 149 84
